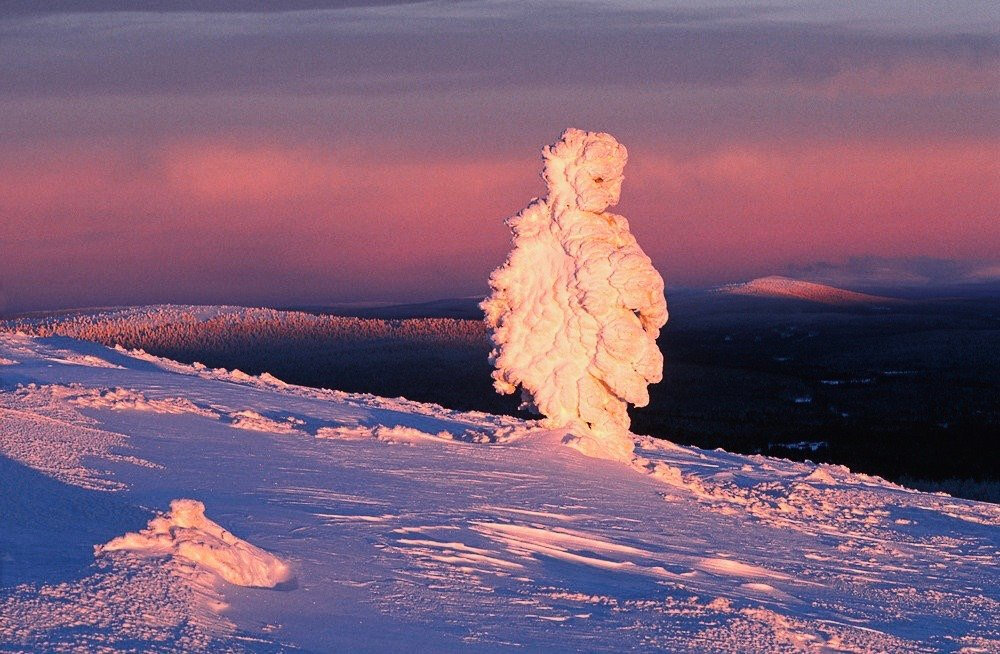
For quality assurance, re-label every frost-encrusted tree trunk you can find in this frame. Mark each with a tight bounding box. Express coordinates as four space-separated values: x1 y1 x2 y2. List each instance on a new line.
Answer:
481 128 668 459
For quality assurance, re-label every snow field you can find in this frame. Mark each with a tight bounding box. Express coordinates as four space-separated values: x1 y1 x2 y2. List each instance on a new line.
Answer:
0 331 997 652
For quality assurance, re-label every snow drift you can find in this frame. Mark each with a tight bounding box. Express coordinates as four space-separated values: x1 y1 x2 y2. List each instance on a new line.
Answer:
482 128 667 459
96 499 293 589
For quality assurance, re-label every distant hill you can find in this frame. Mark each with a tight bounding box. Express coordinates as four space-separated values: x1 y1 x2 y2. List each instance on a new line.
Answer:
716 276 898 305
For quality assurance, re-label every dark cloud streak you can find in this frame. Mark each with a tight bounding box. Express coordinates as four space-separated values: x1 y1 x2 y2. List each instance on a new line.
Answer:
786 257 1000 291
0 11 995 98
0 0 428 16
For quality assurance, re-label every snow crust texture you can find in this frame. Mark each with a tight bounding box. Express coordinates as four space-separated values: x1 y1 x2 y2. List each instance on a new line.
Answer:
482 129 667 456
98 499 294 590
0 384 159 491
0 557 230 653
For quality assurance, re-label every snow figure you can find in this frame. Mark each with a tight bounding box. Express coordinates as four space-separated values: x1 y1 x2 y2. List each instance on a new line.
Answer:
481 128 668 460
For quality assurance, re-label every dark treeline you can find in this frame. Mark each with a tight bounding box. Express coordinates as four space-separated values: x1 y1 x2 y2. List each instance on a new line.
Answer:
5 307 519 416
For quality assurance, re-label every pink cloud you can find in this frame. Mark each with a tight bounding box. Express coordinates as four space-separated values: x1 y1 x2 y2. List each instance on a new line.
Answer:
0 135 996 310
626 139 999 281
161 142 343 205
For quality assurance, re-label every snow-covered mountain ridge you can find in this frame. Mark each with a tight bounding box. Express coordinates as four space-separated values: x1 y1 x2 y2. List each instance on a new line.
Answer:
718 276 897 305
0 332 997 652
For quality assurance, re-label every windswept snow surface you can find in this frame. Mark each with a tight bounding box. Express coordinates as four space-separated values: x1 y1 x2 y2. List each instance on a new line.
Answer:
718 276 897 305
1 332 998 652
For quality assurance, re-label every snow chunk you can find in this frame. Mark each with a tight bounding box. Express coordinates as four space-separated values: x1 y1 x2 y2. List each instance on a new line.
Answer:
804 466 837 485
316 423 453 444
97 499 294 589
228 409 305 434
374 424 454 444
482 129 667 458
316 425 373 440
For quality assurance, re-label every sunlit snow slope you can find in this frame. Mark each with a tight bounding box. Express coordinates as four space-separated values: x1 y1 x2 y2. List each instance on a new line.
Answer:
718 276 897 305
0 332 997 652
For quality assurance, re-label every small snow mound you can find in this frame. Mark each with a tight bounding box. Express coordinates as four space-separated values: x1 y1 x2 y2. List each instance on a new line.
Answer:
316 424 454 444
0 356 18 365
374 425 455 443
644 461 686 486
97 499 294 589
562 431 634 463
228 410 304 435
375 425 453 444
315 425 372 440
804 466 837 485
718 276 894 305
257 372 289 387
225 369 255 382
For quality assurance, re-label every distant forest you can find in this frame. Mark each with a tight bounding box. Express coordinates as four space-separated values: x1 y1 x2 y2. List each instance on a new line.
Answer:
6 301 998 502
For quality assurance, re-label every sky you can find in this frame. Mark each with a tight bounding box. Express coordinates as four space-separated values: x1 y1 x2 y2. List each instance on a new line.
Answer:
1 0 998 313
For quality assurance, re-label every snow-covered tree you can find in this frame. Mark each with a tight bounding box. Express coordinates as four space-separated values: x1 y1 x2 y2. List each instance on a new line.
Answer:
482 128 668 459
